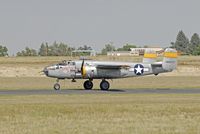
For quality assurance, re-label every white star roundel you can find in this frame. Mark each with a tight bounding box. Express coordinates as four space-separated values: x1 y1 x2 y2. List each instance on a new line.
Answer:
134 64 144 75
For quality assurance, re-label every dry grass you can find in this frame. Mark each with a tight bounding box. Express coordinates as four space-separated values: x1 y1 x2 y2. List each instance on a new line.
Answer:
0 76 200 90
0 56 142 65
178 56 200 66
0 56 143 77
0 94 200 134
0 55 199 65
0 56 200 89
0 56 200 77
0 56 200 134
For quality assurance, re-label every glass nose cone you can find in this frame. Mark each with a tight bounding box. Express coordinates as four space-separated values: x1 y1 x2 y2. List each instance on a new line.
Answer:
43 67 49 76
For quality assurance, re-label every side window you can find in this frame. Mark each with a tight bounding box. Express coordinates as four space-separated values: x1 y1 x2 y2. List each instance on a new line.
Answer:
56 65 59 69
71 62 75 65
68 62 75 66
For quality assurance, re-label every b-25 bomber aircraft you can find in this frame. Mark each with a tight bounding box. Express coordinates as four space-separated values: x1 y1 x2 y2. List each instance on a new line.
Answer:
43 48 177 90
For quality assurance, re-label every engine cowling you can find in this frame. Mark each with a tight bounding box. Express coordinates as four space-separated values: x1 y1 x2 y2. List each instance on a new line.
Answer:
82 66 97 78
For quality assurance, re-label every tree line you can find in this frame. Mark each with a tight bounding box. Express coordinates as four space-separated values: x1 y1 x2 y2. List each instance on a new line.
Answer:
16 43 137 56
1 30 200 56
0 45 8 56
0 42 137 57
171 31 200 55
16 42 94 56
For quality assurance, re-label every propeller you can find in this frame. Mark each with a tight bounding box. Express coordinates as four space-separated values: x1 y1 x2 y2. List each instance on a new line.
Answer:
39 70 45 76
81 59 85 77
40 67 48 76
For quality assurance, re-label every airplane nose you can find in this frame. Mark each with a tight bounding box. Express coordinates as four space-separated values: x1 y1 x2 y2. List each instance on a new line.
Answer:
43 67 49 76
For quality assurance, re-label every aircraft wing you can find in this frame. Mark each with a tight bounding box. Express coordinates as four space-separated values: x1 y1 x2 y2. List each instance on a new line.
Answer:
96 65 130 69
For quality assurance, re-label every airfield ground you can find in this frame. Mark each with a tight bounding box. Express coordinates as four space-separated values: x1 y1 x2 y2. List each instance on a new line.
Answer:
0 56 200 134
1 94 200 134
0 76 200 90
0 55 200 90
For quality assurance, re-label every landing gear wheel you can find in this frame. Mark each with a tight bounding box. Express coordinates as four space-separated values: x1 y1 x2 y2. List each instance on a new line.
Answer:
100 80 110 90
84 80 93 90
54 83 60 90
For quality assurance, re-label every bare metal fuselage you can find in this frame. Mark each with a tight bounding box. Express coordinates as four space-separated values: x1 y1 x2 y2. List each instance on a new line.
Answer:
43 48 177 90
45 60 168 79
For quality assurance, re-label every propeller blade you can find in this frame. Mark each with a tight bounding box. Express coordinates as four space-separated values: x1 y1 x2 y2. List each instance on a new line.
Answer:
39 71 45 76
81 59 84 75
81 59 87 78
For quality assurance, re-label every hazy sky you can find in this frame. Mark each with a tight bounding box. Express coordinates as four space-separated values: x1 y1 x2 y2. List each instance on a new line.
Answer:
0 0 200 55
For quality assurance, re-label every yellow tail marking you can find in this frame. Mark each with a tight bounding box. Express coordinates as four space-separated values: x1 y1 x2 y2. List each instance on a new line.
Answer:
144 53 157 58
164 52 178 58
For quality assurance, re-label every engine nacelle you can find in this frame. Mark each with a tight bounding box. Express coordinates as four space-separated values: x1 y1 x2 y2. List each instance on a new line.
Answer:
82 66 97 78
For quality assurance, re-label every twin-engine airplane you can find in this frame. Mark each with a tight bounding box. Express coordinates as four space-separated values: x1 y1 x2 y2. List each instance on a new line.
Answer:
43 48 177 90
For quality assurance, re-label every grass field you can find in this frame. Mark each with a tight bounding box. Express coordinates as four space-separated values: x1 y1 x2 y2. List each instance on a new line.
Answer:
0 56 200 89
1 94 200 134
0 55 200 65
0 76 200 90
0 56 200 134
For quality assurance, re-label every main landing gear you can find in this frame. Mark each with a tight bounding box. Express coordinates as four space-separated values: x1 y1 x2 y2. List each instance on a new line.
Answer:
100 80 110 90
53 79 110 91
83 80 93 90
83 79 110 90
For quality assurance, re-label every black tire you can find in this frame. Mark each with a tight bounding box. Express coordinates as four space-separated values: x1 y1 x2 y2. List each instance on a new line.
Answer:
83 80 93 90
100 80 110 90
54 83 61 90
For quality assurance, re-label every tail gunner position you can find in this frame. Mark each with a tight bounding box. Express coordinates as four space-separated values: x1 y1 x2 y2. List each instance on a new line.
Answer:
43 48 178 90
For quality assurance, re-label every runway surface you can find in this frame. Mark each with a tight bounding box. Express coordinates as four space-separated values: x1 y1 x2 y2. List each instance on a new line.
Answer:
0 89 200 95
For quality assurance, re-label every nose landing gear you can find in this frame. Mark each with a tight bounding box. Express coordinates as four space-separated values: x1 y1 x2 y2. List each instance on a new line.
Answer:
54 79 61 90
54 83 61 90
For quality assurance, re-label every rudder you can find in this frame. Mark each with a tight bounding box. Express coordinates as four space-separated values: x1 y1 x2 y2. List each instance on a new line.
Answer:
162 48 177 71
143 49 157 63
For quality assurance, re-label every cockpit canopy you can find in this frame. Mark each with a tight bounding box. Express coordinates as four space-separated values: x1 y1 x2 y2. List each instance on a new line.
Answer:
46 60 75 70
59 60 75 65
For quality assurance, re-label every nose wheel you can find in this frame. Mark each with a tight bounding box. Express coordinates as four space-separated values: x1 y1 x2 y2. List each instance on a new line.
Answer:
54 83 61 90
100 80 110 90
83 80 93 90
54 79 61 90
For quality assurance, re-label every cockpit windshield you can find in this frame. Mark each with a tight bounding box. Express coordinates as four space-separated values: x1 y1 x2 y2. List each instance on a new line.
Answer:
46 60 75 71
58 60 75 66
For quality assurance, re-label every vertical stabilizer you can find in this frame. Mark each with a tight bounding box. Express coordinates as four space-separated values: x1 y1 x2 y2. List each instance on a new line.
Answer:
143 49 157 63
162 48 177 71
